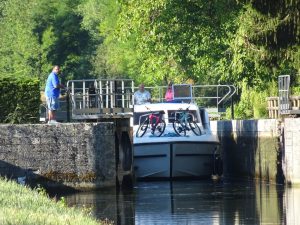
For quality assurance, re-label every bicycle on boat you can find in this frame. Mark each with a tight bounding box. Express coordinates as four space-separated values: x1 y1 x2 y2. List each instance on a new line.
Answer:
172 107 202 136
136 106 166 137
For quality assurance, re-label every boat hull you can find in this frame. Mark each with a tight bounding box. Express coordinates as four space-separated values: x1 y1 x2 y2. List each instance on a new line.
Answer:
134 141 218 179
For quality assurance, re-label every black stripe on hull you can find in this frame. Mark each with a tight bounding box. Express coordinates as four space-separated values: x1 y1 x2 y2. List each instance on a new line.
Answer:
134 141 219 147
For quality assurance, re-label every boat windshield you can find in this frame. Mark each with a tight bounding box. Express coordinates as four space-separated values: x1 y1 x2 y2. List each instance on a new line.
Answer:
133 111 164 125
133 110 199 125
167 110 199 123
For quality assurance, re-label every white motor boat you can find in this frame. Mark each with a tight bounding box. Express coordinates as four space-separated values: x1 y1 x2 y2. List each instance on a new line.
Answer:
133 102 220 179
64 80 233 180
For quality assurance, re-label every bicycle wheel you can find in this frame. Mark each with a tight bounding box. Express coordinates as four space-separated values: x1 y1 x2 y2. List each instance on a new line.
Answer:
136 118 149 137
189 121 202 136
173 120 186 136
152 119 166 137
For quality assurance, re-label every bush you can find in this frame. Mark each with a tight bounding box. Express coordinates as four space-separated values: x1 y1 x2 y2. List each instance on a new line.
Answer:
0 76 40 123
291 74 300 95
292 86 300 95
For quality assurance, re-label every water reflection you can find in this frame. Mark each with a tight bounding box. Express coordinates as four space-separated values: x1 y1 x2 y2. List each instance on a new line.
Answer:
62 181 300 225
64 187 135 224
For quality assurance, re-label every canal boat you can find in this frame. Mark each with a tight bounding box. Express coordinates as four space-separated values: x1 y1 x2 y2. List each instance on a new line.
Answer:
62 79 235 180
133 84 221 179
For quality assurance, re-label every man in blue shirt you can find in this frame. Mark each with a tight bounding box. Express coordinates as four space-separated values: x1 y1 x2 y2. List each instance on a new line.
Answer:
45 65 64 124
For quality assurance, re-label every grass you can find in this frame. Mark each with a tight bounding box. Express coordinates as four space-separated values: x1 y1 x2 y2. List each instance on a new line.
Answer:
0 177 107 225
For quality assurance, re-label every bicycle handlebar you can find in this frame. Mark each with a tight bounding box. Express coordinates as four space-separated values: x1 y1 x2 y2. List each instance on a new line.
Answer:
144 106 165 114
177 106 190 111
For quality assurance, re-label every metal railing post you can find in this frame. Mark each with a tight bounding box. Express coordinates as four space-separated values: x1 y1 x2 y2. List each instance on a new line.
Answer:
110 81 114 108
122 80 125 108
231 95 234 120
99 80 103 109
131 80 134 106
83 81 86 109
106 81 109 108
66 89 70 122
217 85 219 112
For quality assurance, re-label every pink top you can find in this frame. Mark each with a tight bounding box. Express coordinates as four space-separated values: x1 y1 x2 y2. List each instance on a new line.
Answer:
165 88 173 101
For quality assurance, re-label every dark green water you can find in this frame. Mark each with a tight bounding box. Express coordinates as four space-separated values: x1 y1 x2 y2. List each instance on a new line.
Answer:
61 181 300 225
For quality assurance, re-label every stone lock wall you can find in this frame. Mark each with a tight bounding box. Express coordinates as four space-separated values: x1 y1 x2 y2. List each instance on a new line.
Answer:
211 119 281 183
0 123 117 190
282 118 300 185
211 118 300 185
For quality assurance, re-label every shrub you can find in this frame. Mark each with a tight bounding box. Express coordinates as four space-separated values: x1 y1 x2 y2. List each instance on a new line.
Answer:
291 74 300 95
0 76 40 123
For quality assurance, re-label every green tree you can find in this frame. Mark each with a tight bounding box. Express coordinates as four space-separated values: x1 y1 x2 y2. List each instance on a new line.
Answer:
226 1 300 89
78 0 141 79
0 0 41 78
0 0 95 83
116 0 241 85
33 0 95 82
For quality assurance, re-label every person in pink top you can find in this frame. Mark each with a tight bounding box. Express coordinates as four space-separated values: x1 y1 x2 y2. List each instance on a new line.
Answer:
165 82 174 102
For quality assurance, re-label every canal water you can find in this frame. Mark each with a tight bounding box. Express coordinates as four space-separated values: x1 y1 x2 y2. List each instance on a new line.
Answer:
61 180 300 225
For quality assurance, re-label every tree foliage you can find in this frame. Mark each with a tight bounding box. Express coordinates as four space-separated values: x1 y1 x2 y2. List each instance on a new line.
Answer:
0 0 41 78
0 0 94 83
77 0 141 79
115 0 241 85
227 0 300 88
1 0 298 85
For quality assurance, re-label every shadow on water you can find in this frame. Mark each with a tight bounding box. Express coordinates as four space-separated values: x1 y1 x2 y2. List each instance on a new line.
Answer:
55 180 300 225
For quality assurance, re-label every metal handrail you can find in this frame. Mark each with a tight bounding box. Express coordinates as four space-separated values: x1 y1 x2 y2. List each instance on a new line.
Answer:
139 84 236 107
192 84 236 106
64 79 236 120
66 79 135 120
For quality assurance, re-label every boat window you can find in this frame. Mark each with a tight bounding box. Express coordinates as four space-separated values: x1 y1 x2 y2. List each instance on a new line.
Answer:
168 110 199 123
134 112 146 125
133 111 164 125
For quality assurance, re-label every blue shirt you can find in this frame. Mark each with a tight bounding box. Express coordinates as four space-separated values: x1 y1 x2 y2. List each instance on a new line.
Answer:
45 72 60 98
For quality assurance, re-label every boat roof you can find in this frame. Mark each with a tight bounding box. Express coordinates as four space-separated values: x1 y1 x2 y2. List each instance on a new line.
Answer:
134 102 199 113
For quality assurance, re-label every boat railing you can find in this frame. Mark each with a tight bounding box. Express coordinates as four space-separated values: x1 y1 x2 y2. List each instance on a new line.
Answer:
193 85 236 117
141 84 236 118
